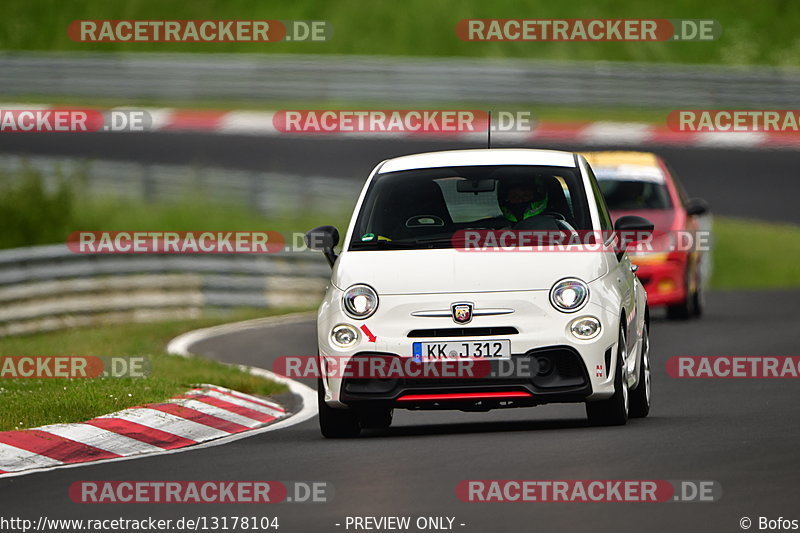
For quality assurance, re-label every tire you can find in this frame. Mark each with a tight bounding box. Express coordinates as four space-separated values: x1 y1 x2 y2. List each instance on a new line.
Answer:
692 279 704 318
359 407 393 429
586 327 629 426
666 300 691 320
629 324 651 418
317 379 361 438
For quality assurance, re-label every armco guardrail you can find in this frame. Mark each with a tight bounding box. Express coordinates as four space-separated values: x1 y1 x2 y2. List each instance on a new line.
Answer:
0 244 330 336
2 52 800 108
0 154 360 217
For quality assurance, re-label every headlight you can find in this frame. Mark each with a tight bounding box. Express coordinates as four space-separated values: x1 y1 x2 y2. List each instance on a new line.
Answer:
550 278 589 313
342 284 379 319
331 324 359 347
629 232 673 258
570 316 601 339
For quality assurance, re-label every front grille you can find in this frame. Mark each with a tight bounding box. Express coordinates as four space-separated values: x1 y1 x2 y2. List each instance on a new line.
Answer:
407 327 519 338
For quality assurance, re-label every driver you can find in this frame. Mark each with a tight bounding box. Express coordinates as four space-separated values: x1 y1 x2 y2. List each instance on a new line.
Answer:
497 178 549 223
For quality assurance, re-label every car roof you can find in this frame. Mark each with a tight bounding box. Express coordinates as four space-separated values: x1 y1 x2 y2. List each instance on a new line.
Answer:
582 151 666 183
379 149 577 173
582 151 661 168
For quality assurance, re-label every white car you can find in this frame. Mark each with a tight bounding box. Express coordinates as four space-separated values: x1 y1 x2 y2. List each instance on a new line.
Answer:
306 149 653 438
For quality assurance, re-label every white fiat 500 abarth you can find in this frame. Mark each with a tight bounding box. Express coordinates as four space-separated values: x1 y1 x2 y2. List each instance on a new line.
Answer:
306 149 653 438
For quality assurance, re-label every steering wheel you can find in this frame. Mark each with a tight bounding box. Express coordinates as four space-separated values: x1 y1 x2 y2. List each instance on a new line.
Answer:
542 210 566 221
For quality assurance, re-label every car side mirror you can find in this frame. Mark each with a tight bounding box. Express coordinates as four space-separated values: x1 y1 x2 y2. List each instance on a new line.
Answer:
614 215 654 233
685 198 709 216
614 215 654 254
304 225 339 268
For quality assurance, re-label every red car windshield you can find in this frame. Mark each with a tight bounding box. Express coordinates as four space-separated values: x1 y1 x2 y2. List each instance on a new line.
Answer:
598 179 673 210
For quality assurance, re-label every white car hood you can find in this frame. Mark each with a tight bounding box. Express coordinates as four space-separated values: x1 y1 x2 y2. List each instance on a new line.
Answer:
331 249 610 294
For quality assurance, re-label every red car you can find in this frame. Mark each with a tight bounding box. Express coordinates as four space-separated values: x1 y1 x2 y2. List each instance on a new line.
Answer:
584 152 710 319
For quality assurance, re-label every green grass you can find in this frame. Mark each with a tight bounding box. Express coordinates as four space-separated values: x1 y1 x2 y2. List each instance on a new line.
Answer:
711 217 800 289
0 308 306 432
0 167 351 250
1 0 799 66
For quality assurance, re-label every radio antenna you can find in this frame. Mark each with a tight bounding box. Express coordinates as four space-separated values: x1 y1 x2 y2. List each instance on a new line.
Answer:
487 110 492 149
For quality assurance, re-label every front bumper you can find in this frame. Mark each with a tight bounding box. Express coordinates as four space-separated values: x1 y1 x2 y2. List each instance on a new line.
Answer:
633 257 686 307
337 345 593 409
317 288 622 409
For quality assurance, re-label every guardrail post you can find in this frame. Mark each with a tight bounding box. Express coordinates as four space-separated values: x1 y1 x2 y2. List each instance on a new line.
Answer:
142 165 156 202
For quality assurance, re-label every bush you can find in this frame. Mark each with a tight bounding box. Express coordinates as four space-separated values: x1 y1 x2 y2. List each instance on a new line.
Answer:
0 168 77 248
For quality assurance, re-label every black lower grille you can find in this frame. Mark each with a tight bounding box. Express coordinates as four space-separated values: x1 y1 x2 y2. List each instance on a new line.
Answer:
407 326 518 338
340 346 591 403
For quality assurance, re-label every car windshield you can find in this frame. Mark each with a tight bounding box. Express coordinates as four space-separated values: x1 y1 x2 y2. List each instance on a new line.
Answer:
598 178 672 210
349 165 593 250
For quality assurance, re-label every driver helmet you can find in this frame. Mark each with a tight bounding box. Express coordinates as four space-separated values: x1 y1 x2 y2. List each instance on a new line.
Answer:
497 178 549 222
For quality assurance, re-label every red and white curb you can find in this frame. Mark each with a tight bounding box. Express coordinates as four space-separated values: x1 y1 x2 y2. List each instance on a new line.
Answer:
4 103 800 149
0 312 317 479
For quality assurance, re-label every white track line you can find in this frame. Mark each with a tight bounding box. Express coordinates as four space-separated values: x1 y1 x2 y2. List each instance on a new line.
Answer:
166 311 316 356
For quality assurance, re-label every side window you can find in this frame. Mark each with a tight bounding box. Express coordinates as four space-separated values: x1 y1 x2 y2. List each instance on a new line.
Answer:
663 162 689 207
584 161 613 232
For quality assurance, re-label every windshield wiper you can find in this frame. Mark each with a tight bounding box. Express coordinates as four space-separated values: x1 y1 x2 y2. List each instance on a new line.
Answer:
350 236 460 249
350 239 421 249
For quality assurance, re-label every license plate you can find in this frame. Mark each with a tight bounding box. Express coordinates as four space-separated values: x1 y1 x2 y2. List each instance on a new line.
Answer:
412 340 511 362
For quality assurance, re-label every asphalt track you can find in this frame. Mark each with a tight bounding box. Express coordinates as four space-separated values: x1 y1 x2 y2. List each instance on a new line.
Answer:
1 291 799 532
1 136 798 531
1 132 798 224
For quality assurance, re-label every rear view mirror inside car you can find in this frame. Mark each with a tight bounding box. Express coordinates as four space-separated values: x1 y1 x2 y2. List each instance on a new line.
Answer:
456 178 496 193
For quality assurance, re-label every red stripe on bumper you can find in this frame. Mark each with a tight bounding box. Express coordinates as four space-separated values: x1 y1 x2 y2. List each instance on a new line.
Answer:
396 391 533 402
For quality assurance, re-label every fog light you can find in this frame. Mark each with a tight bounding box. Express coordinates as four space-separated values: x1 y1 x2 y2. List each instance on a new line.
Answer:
657 279 676 292
331 324 359 347
536 356 554 376
570 316 601 340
